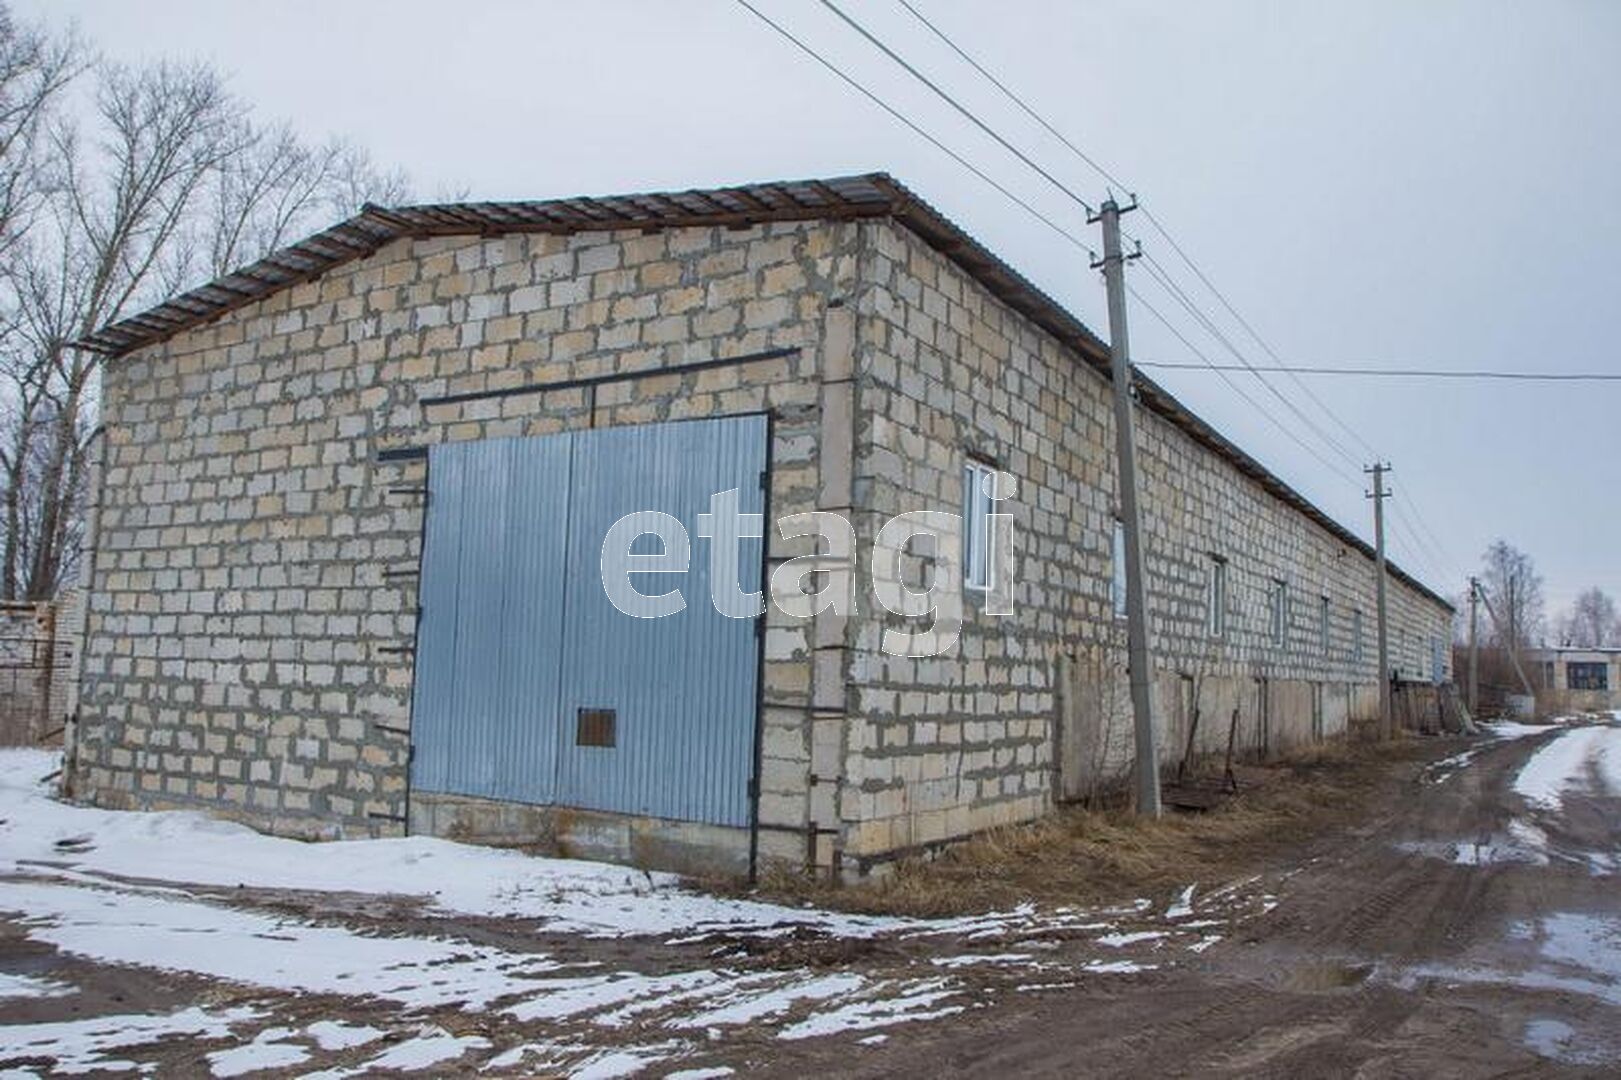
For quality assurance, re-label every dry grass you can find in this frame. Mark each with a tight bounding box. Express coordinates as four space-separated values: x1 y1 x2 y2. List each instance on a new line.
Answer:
755 735 1435 919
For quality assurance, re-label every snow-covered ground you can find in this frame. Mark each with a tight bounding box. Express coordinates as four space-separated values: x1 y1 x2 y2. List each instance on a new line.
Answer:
1513 723 1621 811
0 750 904 940
0 750 1265 1076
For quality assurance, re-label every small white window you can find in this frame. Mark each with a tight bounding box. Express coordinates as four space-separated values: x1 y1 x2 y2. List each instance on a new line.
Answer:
963 459 995 591
1206 555 1227 638
1270 578 1288 646
1111 518 1128 618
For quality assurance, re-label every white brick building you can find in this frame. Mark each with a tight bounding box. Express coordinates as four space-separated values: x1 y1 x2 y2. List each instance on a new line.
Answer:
66 174 1454 879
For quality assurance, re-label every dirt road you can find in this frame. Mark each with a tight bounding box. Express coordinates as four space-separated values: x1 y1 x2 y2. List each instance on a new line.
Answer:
760 720 1621 1077
1 719 1617 1076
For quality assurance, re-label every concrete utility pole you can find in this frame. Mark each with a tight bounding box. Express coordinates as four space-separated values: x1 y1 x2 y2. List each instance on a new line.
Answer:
1092 197 1160 818
1366 463 1392 738
1467 576 1480 715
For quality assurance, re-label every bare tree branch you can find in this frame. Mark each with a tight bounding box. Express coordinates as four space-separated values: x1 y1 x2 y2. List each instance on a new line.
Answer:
0 3 414 601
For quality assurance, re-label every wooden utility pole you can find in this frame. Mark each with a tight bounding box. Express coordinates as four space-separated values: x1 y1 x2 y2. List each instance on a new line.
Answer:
1366 463 1392 738
1467 576 1480 715
1092 197 1160 818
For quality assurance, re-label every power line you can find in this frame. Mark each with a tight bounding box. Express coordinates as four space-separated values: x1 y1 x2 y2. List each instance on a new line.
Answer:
816 0 1096 215
1391 497 1468 584
1134 361 1621 381
1390 504 1447 577
893 0 1132 194
1387 507 1453 590
884 0 1380 465
1127 284 1362 488
732 0 1091 251
1403 502 1465 578
1138 215 1382 463
743 0 1433 541
1136 255 1367 472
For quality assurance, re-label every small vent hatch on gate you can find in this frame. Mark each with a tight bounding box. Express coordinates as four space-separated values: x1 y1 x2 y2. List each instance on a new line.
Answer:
576 708 617 748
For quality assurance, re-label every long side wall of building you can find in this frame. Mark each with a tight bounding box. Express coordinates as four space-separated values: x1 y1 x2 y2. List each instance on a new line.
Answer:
838 219 1453 870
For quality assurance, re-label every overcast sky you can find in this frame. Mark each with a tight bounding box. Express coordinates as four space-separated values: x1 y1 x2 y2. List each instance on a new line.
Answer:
20 0 1619 631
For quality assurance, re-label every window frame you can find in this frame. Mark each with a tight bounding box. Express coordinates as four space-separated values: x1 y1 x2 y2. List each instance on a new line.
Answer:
1270 577 1288 647
1568 661 1609 691
962 458 996 593
1205 554 1227 639
1111 518 1128 620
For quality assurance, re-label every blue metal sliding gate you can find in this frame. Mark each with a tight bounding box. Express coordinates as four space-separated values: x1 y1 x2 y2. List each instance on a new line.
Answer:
409 415 767 828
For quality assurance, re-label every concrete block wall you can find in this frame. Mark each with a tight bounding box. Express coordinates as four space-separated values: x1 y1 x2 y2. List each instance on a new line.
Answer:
0 600 62 746
72 202 1454 879
839 219 1454 869
73 218 862 855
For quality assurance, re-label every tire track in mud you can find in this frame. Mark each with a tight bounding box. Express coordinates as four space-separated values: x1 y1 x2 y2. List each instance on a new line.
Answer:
751 725 1621 1077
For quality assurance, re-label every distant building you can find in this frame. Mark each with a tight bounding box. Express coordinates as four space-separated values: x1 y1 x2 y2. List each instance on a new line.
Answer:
64 174 1454 880
1527 646 1621 712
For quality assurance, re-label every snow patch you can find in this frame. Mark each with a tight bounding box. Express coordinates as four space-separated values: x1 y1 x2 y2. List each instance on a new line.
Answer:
0 750 906 941
504 971 721 1023
0 972 71 1000
207 1027 308 1077
303 1025 491 1077
777 982 963 1040
1513 726 1621 810
1082 959 1156 974
1422 748 1482 784
1483 719 1559 740
930 953 1035 969
1096 930 1165 948
0 880 563 1011
305 1020 384 1051
673 973 863 1028
0 1006 257 1075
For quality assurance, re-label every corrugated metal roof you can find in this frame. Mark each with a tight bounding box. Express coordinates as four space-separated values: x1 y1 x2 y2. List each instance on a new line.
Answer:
73 174 908 358
73 171 1451 611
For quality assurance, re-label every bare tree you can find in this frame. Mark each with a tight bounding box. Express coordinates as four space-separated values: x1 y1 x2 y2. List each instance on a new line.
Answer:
0 4 81 599
1556 587 1619 648
3 60 242 601
1478 540 1544 656
0 7 414 601
179 122 410 284
0 7 78 259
